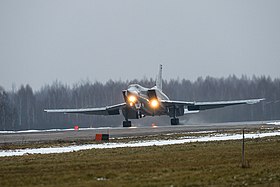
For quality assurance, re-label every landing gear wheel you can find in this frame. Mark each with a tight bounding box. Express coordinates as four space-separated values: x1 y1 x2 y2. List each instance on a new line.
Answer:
171 118 179 125
123 121 132 127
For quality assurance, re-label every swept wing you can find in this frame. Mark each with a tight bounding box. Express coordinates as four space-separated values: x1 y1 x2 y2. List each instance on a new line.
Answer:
161 98 264 111
44 103 126 115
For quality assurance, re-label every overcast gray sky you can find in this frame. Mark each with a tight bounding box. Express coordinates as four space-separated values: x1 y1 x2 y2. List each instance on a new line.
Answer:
0 0 279 91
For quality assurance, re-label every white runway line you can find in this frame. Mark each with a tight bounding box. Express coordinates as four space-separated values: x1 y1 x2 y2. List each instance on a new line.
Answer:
0 127 115 134
0 131 279 157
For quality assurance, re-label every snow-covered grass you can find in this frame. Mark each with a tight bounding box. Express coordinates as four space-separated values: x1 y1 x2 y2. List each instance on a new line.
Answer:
1 130 279 157
1 134 280 187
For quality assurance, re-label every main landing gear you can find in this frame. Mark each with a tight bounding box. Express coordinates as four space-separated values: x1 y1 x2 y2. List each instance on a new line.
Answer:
171 118 179 125
122 107 132 127
123 120 132 127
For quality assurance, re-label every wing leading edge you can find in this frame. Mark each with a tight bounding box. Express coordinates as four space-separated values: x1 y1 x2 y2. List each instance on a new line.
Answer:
44 103 126 115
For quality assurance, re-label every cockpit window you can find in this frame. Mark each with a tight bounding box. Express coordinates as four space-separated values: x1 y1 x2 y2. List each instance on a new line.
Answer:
128 84 148 92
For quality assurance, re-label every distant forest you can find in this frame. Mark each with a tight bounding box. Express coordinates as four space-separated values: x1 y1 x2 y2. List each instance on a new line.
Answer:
0 75 280 130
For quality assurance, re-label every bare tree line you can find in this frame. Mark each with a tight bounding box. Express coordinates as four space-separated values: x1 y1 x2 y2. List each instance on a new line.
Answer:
0 75 279 130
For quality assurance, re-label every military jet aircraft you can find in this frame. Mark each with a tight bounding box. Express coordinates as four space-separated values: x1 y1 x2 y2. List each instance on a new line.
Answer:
45 65 264 127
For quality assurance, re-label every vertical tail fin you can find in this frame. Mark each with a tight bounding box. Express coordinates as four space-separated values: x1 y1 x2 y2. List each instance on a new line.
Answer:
156 64 163 90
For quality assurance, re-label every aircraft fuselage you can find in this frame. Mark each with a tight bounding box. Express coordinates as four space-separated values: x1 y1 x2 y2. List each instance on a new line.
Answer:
122 84 169 119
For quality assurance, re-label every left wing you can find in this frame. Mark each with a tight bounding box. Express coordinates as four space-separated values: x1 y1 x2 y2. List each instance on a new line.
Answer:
44 103 126 115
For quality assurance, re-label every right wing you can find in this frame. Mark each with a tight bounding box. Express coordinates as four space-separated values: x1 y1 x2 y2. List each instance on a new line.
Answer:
161 98 264 115
44 103 126 115
188 99 264 111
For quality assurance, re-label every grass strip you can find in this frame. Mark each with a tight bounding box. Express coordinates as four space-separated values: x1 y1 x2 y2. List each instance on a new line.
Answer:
0 136 279 186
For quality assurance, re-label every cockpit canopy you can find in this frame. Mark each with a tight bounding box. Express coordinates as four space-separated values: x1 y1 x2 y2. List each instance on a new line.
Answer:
128 84 149 92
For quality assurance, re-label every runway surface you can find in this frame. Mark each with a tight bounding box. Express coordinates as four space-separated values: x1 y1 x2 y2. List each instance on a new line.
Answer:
0 120 279 144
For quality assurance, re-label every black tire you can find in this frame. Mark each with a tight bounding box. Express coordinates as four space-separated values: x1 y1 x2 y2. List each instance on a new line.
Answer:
171 118 179 125
123 121 132 127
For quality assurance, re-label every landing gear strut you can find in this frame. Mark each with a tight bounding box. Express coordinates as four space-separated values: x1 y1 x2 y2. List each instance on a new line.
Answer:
171 118 179 125
170 105 180 125
123 120 132 127
123 107 132 127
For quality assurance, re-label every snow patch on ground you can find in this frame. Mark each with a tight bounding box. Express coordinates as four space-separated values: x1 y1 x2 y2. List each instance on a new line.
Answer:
0 131 279 157
165 130 216 136
266 121 280 126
